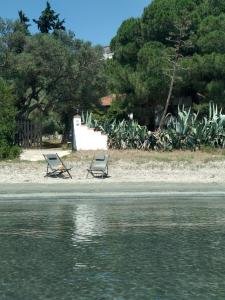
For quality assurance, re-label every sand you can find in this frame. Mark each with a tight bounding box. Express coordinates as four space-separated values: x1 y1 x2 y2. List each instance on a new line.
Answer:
0 149 224 184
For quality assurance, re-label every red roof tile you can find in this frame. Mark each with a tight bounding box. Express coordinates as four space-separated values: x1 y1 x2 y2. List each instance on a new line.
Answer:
100 94 116 106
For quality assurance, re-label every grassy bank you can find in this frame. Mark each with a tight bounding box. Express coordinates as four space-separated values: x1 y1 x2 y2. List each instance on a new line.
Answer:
68 149 225 164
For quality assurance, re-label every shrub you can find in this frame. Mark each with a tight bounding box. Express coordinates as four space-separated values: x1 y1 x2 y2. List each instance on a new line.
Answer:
0 79 21 159
84 103 225 151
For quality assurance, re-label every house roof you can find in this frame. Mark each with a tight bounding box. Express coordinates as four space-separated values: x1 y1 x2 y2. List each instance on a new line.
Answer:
100 94 116 106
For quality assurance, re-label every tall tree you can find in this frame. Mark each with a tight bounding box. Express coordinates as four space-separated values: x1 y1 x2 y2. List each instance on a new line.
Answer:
18 10 30 32
110 18 143 66
107 0 225 128
158 14 192 129
0 27 106 138
33 1 65 33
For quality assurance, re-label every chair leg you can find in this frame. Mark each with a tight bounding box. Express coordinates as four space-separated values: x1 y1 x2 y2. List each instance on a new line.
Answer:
45 165 49 177
66 170 72 179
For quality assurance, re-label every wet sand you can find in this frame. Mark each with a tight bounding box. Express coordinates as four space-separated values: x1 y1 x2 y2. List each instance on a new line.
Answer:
1 182 225 199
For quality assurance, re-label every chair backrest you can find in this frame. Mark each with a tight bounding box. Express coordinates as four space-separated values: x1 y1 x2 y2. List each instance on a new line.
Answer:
95 155 106 161
44 153 61 168
92 154 108 168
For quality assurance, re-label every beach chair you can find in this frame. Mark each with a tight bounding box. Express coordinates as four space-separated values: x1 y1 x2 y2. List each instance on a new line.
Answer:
43 153 72 179
86 154 109 178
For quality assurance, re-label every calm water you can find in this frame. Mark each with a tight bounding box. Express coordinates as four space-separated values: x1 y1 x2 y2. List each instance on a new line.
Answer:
1 196 225 300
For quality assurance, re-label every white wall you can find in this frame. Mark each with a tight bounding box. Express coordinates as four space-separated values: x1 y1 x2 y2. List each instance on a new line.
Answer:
73 116 108 150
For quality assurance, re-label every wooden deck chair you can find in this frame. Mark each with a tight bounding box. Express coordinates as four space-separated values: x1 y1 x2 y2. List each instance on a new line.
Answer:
86 154 109 178
43 153 72 179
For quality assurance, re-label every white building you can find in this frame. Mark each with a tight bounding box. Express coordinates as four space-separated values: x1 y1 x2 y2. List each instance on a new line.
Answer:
73 115 108 151
103 46 114 60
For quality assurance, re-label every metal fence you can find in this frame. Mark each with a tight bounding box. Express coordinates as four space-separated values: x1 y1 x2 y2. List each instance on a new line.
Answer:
15 120 42 148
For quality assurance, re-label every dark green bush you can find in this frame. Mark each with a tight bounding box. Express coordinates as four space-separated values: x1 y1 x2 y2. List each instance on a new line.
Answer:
0 79 21 159
33 111 64 135
0 143 21 159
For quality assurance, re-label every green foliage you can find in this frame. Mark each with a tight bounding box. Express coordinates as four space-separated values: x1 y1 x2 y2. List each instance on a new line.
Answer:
0 17 28 55
105 97 128 121
0 19 106 140
33 1 65 33
84 104 225 151
0 5 107 144
35 111 64 135
18 10 30 32
136 42 169 101
0 79 21 159
142 0 194 43
10 33 71 117
154 103 225 150
81 111 98 128
196 14 225 53
111 18 143 65
108 0 225 127
98 119 150 150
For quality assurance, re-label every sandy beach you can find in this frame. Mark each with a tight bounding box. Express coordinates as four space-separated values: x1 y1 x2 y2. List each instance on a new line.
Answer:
0 149 225 184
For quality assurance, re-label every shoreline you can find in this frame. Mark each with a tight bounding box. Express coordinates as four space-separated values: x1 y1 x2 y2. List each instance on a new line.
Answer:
1 182 225 197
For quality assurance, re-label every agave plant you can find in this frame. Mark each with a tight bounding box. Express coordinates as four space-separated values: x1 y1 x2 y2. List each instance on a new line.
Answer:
82 103 225 151
162 106 199 150
97 120 150 149
197 103 225 147
81 111 98 128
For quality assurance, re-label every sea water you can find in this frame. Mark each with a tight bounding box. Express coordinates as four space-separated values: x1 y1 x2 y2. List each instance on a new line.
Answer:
0 196 225 300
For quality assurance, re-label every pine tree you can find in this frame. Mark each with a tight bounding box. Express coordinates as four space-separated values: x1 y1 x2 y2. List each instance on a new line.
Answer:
18 10 30 31
33 1 65 33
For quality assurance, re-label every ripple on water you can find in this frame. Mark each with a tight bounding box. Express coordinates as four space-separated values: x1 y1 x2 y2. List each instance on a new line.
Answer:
0 197 225 299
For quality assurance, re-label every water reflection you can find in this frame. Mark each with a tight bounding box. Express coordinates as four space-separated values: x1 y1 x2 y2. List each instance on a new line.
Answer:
72 204 106 243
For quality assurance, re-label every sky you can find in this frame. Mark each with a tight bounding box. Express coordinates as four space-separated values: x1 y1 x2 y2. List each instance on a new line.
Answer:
0 0 151 45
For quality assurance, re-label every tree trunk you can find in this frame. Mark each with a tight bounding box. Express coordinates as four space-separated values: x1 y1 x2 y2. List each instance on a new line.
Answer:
158 64 176 130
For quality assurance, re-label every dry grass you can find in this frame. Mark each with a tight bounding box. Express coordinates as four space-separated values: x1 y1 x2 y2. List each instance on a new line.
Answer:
67 149 225 164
